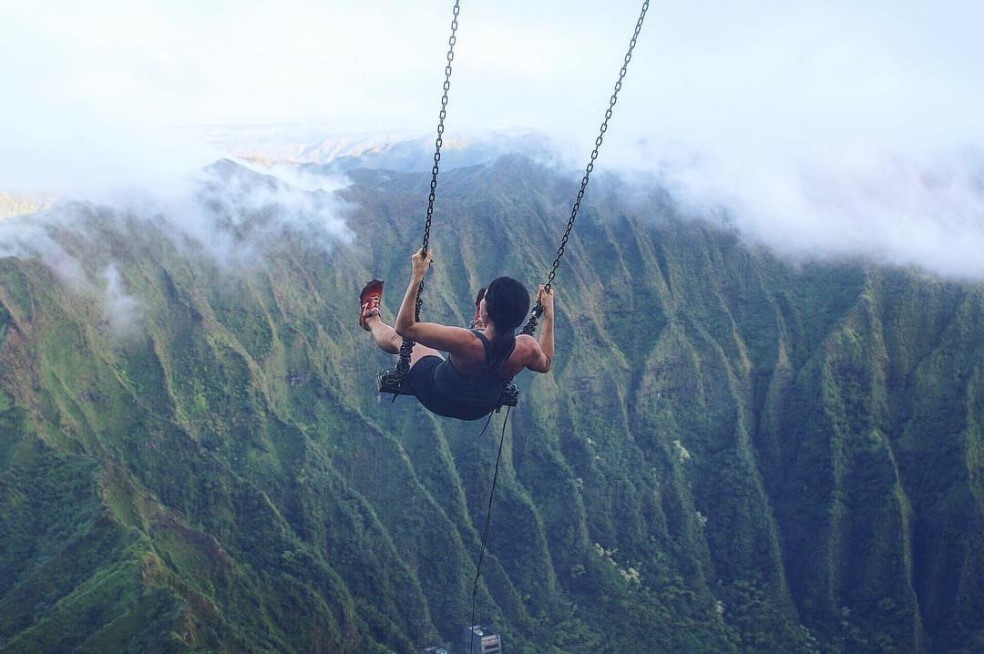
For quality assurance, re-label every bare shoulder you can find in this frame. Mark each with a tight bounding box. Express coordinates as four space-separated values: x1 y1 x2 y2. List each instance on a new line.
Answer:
515 333 539 353
516 334 551 373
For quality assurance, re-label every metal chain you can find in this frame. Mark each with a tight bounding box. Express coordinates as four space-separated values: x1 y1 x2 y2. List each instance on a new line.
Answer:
396 0 462 377
523 0 649 336
422 0 460 258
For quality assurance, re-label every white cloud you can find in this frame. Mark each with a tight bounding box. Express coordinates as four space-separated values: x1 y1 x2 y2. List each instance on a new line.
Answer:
101 263 143 337
173 160 355 266
0 161 355 338
0 206 88 288
641 143 984 281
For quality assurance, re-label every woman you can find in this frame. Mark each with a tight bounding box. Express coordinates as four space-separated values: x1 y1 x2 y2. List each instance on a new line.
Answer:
360 249 554 420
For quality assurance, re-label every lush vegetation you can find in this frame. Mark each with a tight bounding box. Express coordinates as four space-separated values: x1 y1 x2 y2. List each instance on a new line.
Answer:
1 157 981 652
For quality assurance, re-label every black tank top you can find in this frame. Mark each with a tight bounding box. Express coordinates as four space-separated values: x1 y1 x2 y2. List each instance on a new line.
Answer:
433 330 515 407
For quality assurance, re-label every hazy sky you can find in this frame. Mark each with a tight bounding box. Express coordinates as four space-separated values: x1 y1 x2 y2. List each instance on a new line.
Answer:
2 0 983 279
3 0 982 149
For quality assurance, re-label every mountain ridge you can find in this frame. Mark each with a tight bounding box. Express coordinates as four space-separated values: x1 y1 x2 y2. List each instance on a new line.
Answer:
0 154 981 652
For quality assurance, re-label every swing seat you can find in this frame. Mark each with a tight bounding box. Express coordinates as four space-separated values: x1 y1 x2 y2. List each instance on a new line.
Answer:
497 381 520 408
377 368 414 397
377 368 520 410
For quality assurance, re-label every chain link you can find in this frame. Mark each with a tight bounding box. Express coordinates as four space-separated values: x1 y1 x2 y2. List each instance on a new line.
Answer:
422 0 460 259
524 0 649 335
546 0 647 292
397 0 462 376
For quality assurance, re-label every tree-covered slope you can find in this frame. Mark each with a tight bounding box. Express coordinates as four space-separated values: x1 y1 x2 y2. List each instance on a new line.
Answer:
1 156 981 652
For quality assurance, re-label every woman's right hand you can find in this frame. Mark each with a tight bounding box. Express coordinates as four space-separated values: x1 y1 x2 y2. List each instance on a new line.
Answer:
537 285 554 319
411 248 433 277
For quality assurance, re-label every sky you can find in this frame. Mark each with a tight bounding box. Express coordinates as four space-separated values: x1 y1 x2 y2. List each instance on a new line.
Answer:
3 0 981 147
1 0 984 279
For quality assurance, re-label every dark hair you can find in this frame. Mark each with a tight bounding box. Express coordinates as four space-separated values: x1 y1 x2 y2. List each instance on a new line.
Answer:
483 276 530 363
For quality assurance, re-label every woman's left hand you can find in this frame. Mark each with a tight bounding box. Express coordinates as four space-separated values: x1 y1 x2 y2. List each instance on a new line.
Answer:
411 248 433 276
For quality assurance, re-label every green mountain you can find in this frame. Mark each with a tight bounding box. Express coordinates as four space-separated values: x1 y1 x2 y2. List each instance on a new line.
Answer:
1 156 981 653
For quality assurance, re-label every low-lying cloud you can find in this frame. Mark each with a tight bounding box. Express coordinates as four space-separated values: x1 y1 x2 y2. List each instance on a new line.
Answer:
189 125 984 283
0 148 355 336
135 159 354 269
614 140 984 282
100 263 143 337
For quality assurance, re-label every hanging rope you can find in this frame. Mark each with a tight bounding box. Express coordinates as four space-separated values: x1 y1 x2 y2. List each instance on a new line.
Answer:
522 0 650 337
469 406 510 654
394 0 462 379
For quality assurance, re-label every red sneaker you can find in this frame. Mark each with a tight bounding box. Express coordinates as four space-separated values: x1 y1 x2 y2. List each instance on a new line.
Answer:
359 280 383 331
470 286 487 329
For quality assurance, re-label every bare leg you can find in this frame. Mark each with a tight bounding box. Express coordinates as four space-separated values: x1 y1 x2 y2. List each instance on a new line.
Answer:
409 341 444 366
365 315 401 354
365 314 445 367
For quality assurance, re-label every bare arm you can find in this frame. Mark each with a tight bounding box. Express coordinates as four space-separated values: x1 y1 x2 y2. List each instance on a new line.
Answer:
527 285 554 373
395 248 474 352
394 249 429 337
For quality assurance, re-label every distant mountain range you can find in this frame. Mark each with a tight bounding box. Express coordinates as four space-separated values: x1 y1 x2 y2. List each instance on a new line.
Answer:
0 193 54 220
183 124 568 174
1 153 981 652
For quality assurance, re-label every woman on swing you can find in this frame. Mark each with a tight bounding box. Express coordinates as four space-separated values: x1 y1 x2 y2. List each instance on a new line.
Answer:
359 248 555 421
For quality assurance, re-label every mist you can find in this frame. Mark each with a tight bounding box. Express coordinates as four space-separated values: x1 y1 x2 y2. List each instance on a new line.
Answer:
0 131 355 336
607 140 984 282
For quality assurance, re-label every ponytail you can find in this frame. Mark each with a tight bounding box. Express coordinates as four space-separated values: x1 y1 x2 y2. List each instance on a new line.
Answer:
483 277 530 363
489 331 516 362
